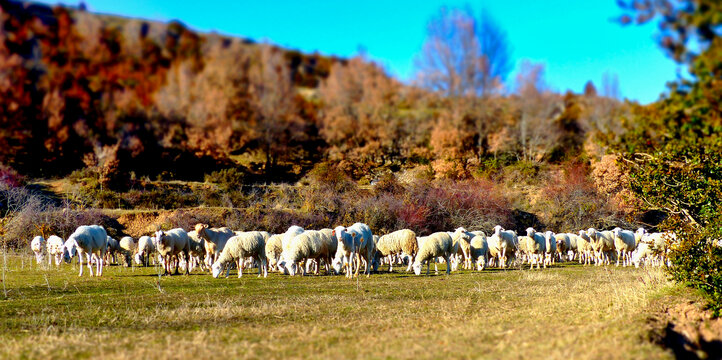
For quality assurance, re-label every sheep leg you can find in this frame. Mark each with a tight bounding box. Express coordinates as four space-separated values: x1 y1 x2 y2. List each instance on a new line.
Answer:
238 258 244 278
443 255 451 275
78 251 84 276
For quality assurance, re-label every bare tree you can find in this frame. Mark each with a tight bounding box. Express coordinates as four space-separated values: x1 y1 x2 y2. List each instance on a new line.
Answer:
601 71 620 99
515 60 560 161
415 7 512 98
249 45 300 174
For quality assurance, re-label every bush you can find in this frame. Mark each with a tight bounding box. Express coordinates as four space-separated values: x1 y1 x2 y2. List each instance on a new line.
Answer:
205 168 245 191
665 219 722 316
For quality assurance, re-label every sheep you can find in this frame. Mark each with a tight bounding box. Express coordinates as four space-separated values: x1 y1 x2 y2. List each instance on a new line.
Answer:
375 229 418 272
46 235 64 266
412 232 454 276
586 228 615 266
118 236 136 267
211 231 267 278
469 234 489 271
154 228 191 275
187 231 207 272
632 242 657 268
576 231 593 265
63 225 108 277
450 227 473 270
317 228 338 274
105 236 120 265
332 223 374 278
194 223 235 266
134 236 155 267
278 230 336 276
543 231 558 267
553 233 575 261
31 236 45 264
520 227 547 269
61 238 77 264
488 225 518 268
264 234 284 271
612 227 637 267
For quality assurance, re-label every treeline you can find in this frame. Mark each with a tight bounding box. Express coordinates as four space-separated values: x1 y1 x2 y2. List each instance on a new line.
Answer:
0 1 628 186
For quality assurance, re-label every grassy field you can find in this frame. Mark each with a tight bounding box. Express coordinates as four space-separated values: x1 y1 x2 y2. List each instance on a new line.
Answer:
0 254 681 359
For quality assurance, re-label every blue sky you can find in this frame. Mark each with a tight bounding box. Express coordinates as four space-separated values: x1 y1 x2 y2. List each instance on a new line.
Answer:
41 0 682 103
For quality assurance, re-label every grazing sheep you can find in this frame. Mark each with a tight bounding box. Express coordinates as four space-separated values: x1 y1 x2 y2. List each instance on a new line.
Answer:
187 231 207 272
105 236 120 265
63 225 108 277
264 234 284 271
134 236 155 267
31 236 45 264
155 228 191 275
211 231 267 278
488 225 518 268
412 232 454 276
632 242 656 268
61 238 77 264
375 229 418 272
118 236 136 267
279 230 336 276
469 234 489 271
612 227 637 267
332 223 374 278
586 228 615 266
46 235 64 266
194 224 235 266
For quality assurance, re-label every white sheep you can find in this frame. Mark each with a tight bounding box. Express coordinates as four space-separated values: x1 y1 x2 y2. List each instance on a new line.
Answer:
586 228 615 266
105 236 120 265
134 236 156 266
31 236 45 264
46 235 64 266
553 233 575 261
187 230 207 272
469 234 489 271
332 223 374 278
520 227 547 269
194 223 235 266
488 225 518 268
612 227 637 267
450 227 473 270
412 232 454 275
118 236 136 267
155 228 191 275
63 225 108 277
264 234 283 271
543 231 558 267
375 229 418 272
278 230 336 276
211 231 267 278
576 231 593 265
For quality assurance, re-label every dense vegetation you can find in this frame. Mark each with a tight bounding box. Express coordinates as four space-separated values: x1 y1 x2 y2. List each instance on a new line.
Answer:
618 0 722 314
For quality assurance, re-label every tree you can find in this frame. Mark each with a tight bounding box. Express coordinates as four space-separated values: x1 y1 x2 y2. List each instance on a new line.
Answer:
248 45 304 175
319 56 402 170
601 71 620 99
415 6 512 98
618 0 722 314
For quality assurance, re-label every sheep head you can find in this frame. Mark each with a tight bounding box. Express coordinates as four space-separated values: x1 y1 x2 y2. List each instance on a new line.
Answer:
526 227 535 237
412 262 422 276
62 239 77 263
211 261 223 278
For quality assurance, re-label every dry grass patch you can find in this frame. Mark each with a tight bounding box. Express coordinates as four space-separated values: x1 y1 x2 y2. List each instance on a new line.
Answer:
0 254 681 359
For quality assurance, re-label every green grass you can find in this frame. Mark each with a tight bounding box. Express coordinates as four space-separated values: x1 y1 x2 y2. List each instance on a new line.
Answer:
0 254 679 359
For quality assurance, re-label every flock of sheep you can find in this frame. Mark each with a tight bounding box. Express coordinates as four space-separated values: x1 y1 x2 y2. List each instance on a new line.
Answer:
28 222 675 278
